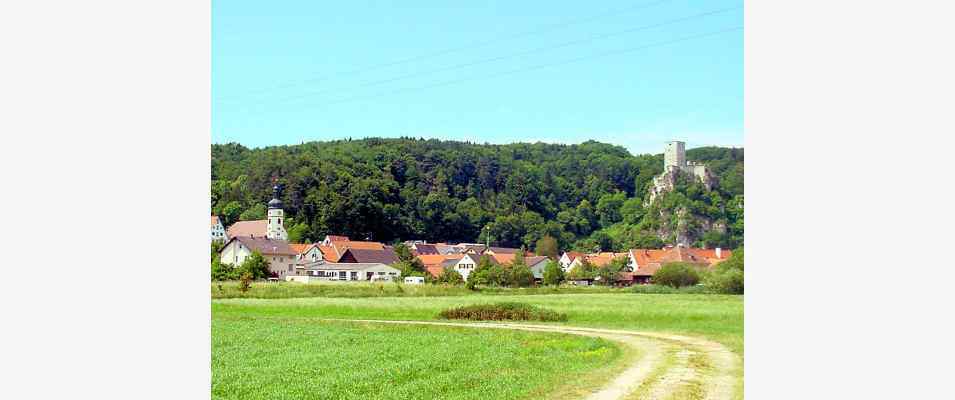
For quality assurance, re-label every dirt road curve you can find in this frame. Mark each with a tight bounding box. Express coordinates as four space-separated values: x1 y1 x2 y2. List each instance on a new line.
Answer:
331 319 740 400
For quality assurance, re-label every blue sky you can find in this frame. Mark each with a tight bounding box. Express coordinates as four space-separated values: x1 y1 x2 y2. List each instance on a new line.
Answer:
213 0 742 156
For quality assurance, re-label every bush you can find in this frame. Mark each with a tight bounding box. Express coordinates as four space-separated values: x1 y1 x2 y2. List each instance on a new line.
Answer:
652 262 701 288
704 268 744 294
238 272 253 293
434 268 464 285
508 264 535 288
542 260 564 286
438 302 567 322
630 284 711 294
239 251 271 280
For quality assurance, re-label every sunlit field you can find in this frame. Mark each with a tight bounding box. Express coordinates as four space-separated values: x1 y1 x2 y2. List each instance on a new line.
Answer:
213 317 624 400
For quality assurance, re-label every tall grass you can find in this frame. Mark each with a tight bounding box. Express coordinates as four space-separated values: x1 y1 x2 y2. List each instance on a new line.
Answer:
211 281 624 299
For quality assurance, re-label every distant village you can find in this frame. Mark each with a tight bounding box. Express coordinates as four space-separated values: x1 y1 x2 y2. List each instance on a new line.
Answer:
212 141 732 286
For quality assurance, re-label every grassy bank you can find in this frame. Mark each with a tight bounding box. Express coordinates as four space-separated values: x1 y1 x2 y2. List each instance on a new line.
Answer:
211 281 624 299
213 317 623 400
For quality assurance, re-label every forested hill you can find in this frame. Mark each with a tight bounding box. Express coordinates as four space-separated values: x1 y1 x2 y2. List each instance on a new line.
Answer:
212 138 744 252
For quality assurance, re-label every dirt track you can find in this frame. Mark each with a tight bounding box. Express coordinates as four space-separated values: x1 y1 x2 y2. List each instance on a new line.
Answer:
331 319 740 400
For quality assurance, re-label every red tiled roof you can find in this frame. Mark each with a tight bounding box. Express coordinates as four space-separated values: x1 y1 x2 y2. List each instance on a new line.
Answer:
318 245 340 262
564 251 585 262
325 235 349 242
288 243 312 255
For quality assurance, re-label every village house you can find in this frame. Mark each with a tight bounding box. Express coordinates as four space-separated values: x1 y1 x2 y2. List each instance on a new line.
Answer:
628 246 732 284
211 216 227 241
447 253 483 281
337 247 399 266
524 256 551 281
558 251 585 272
219 236 297 278
417 254 461 277
292 262 400 282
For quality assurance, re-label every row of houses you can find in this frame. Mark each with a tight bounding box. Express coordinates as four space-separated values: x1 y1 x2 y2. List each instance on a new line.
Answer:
558 246 732 285
213 186 731 284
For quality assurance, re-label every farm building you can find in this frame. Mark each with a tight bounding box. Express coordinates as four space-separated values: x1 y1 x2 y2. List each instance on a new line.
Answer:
297 262 400 282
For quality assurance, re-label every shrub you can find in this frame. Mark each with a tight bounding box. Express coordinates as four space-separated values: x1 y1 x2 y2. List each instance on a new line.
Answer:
239 251 271 279
434 268 464 285
238 272 253 293
438 302 567 322
508 264 535 288
652 262 701 288
704 268 744 294
542 260 564 286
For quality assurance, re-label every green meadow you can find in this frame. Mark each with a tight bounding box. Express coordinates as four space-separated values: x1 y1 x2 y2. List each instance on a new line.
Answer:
213 318 627 400
212 288 743 399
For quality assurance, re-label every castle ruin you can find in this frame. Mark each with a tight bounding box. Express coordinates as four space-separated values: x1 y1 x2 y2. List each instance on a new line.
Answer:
647 141 714 204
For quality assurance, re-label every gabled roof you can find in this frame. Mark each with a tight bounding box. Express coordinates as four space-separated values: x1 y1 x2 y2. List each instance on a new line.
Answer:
486 246 521 254
226 220 267 238
339 248 399 265
324 235 349 242
584 252 629 267
562 251 585 262
628 246 720 276
412 244 439 255
336 241 385 251
524 256 550 267
318 245 340 262
226 236 296 256
300 262 399 272
288 243 312 255
433 243 462 255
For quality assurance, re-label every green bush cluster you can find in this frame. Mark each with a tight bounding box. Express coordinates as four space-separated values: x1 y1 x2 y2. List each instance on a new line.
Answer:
438 302 567 322
652 262 702 288
703 248 744 294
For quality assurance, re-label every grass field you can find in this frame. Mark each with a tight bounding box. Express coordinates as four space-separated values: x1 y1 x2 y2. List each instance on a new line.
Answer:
213 287 743 399
213 317 629 400
211 281 622 299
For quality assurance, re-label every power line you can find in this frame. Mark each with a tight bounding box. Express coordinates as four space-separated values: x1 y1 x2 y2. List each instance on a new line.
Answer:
215 0 678 102
235 5 741 107
236 26 742 116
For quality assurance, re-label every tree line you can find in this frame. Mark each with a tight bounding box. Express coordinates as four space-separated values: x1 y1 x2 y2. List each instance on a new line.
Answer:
212 138 743 252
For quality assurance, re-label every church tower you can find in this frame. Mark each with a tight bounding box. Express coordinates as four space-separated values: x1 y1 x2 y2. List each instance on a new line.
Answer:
266 185 288 240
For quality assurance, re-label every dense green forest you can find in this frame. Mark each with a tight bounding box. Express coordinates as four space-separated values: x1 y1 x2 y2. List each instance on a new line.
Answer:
212 138 743 252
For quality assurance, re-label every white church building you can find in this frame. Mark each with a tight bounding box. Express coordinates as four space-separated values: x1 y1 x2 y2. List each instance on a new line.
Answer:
218 185 295 278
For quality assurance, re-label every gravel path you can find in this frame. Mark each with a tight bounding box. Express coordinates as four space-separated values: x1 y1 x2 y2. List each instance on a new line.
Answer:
328 319 740 400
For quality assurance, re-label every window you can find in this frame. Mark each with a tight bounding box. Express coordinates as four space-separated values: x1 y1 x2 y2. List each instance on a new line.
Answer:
288 265 293 272
350 271 358 280
338 271 347 280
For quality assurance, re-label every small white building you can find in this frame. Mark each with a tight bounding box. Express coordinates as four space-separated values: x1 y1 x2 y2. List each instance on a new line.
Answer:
404 276 425 285
211 216 227 242
298 262 400 282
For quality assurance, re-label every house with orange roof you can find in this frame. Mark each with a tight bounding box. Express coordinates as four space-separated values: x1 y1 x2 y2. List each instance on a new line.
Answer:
627 246 731 284
558 251 585 271
417 254 461 277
